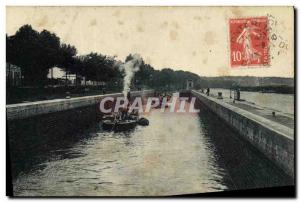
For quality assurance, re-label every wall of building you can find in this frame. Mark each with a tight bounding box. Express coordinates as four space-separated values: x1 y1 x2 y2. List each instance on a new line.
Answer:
191 90 294 178
6 63 22 87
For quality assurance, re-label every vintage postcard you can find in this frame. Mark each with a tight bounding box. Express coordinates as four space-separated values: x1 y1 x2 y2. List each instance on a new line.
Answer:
6 6 295 197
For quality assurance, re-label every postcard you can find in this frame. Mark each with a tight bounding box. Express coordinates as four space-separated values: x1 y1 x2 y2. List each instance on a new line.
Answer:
6 6 295 197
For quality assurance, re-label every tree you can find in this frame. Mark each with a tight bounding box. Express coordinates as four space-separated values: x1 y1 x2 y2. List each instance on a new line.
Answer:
6 25 204 91
7 25 62 86
135 63 155 87
6 34 14 64
59 43 77 72
81 53 118 82
58 43 77 85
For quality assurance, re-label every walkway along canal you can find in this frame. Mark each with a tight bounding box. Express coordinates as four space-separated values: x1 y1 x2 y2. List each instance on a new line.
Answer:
7 91 294 196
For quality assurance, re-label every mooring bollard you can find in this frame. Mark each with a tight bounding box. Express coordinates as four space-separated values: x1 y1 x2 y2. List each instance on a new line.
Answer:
217 92 223 99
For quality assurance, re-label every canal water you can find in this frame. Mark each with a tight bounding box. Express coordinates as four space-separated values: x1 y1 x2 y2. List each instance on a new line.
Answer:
11 96 293 196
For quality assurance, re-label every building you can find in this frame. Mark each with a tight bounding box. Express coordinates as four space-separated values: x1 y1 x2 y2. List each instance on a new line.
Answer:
186 79 194 90
6 63 22 87
48 67 106 86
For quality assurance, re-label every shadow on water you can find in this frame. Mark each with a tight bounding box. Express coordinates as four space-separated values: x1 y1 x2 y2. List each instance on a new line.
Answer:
198 107 294 190
7 105 100 179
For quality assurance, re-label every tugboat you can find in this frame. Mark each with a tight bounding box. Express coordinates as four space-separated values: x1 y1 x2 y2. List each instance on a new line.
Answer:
102 109 136 130
114 119 137 132
101 93 149 132
102 111 149 132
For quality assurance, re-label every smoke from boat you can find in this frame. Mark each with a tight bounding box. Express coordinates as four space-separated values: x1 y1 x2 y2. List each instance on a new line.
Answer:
119 54 142 97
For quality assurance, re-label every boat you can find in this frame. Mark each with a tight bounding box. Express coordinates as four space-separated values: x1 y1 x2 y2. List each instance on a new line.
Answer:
102 119 137 132
138 117 149 126
101 95 149 132
114 120 137 132
102 119 115 131
101 114 149 132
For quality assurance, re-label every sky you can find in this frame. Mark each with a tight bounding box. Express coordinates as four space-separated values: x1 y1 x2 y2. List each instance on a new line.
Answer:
6 6 294 78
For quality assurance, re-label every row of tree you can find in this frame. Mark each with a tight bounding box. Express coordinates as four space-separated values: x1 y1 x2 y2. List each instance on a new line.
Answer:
6 25 122 86
6 24 202 90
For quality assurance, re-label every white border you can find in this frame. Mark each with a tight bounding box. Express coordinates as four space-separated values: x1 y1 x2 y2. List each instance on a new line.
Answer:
1 0 298 201
2 0 297 6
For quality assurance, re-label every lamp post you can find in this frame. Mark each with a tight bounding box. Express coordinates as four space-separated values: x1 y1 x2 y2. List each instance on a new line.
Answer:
231 82 237 100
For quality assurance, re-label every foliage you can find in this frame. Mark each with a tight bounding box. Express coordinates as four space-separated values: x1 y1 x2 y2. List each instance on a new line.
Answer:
7 24 203 90
7 25 62 85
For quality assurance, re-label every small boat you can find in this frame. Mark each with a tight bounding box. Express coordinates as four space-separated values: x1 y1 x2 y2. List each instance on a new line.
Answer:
102 119 116 131
114 120 137 132
138 117 149 126
102 119 137 132
101 105 149 132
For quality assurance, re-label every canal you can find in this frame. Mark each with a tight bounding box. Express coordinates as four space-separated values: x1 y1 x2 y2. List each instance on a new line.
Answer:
10 95 293 196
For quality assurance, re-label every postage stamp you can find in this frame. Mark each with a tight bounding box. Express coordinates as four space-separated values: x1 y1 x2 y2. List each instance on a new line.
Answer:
229 17 269 67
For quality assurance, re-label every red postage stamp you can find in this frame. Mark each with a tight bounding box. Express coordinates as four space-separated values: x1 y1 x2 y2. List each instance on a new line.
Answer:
229 17 269 67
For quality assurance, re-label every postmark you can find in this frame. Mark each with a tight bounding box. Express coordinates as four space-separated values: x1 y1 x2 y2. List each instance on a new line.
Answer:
266 13 289 58
229 17 269 67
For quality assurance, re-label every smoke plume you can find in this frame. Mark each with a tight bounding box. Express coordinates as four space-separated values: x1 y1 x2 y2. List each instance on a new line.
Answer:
119 54 142 97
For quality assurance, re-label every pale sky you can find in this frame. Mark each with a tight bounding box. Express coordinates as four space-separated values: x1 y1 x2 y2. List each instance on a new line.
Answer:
6 6 294 77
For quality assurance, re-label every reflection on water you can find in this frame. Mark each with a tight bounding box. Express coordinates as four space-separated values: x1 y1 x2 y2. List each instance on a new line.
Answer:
12 102 293 196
